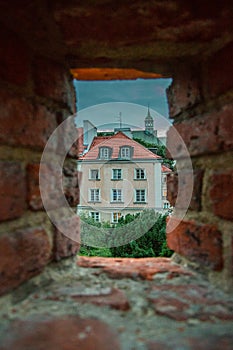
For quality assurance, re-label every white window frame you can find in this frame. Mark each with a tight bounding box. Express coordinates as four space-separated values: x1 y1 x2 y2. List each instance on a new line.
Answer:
135 168 146 180
89 189 100 202
135 189 146 203
99 147 110 159
112 169 122 180
112 189 123 202
89 169 100 180
120 147 130 159
90 211 100 222
112 212 122 223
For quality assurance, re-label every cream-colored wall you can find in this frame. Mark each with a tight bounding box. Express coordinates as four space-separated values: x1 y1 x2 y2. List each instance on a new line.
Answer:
78 160 162 222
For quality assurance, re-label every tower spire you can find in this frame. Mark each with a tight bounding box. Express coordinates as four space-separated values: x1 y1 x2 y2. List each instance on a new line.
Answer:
147 103 151 117
145 104 154 133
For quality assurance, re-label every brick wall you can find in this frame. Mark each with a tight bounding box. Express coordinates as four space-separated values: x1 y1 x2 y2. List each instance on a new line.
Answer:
166 55 233 290
0 12 79 296
0 1 232 294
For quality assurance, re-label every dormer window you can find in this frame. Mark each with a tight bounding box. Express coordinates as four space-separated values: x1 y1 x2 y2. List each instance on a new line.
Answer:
99 147 112 160
119 146 133 159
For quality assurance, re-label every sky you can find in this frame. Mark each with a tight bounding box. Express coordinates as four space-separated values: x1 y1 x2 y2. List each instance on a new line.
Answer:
73 78 172 136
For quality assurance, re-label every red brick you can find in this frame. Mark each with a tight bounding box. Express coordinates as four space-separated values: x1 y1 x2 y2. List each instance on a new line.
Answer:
209 169 233 221
63 167 80 206
204 42 233 98
218 104 233 151
149 295 189 321
53 229 80 261
167 170 203 211
166 173 178 207
33 57 75 111
71 287 130 311
0 227 51 295
167 113 219 158
0 25 30 85
0 316 120 350
77 256 193 280
27 163 43 210
0 89 57 149
27 163 63 211
167 218 223 270
167 105 233 158
167 67 201 118
0 161 26 221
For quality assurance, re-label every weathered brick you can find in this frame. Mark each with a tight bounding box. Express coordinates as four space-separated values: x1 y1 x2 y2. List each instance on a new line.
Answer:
167 170 203 211
53 229 80 261
62 166 80 206
0 316 120 350
33 57 75 111
204 42 233 98
0 89 57 149
167 105 233 158
29 162 69 212
71 287 130 311
27 163 64 211
0 25 30 85
147 335 233 350
209 169 233 221
167 67 201 118
149 295 189 321
218 104 233 151
0 161 26 221
167 218 223 270
77 257 193 280
0 227 51 295
27 163 43 210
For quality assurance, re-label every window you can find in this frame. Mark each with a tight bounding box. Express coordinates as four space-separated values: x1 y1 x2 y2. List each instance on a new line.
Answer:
99 147 111 159
112 169 122 180
89 189 100 202
112 212 122 223
90 212 100 222
112 189 122 202
135 168 146 180
135 189 146 203
119 146 132 159
89 169 100 180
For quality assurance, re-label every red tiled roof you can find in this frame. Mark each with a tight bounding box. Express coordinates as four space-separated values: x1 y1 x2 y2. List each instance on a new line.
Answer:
80 132 161 160
77 127 84 156
162 165 172 173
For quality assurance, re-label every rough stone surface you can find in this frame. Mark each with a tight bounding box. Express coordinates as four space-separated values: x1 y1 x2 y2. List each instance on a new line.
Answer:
53 229 80 262
167 218 223 270
209 169 233 221
0 316 120 350
0 227 51 296
0 161 26 221
0 257 232 350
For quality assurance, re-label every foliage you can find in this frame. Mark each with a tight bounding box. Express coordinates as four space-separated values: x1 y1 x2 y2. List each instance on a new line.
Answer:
110 212 173 258
79 210 173 258
133 138 175 170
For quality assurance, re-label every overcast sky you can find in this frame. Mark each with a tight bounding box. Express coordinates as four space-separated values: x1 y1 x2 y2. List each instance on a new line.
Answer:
74 78 172 136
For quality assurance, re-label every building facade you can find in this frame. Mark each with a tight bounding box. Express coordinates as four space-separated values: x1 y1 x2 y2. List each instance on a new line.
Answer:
78 131 171 223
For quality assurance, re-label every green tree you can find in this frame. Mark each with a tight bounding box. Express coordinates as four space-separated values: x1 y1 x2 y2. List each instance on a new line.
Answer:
133 138 175 170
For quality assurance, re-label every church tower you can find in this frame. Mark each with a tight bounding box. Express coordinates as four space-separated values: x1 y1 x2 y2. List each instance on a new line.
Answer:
145 106 154 133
